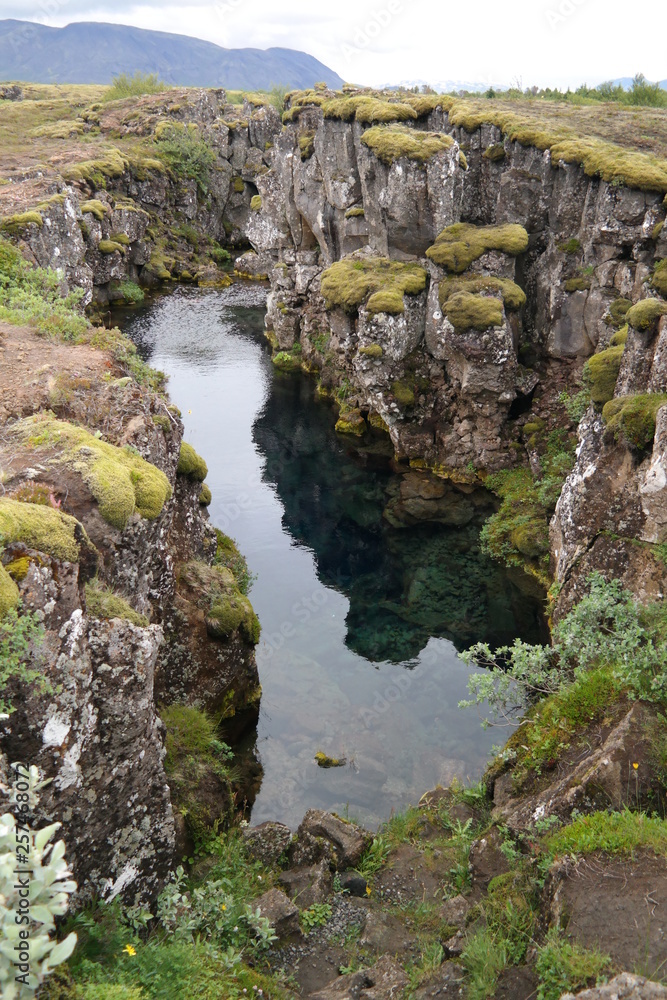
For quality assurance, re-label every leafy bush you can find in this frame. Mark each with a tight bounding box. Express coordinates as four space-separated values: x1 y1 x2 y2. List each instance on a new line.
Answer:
0 766 77 996
0 238 88 341
536 930 611 1000
104 73 168 102
300 903 333 931
461 573 667 726
0 606 46 713
154 124 216 196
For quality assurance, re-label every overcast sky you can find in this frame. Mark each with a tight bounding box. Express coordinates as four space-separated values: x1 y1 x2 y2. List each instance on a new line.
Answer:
1 0 664 90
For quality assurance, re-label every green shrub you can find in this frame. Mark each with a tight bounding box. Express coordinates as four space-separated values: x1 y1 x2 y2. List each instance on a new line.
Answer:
583 344 625 405
321 257 427 315
461 928 510 1000
0 607 46 712
117 280 145 305
155 123 216 196
104 72 168 101
602 392 667 449
426 222 529 272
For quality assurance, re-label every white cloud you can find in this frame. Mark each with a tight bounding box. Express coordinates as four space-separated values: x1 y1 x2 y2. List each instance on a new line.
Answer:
0 0 663 89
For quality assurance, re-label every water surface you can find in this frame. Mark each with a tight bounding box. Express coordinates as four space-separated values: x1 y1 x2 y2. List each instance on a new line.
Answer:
121 286 545 829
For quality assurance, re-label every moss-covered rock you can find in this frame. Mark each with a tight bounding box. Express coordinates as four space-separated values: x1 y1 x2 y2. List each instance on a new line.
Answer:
0 563 20 618
361 125 454 165
626 298 667 331
98 239 126 255
609 324 629 346
444 291 504 331
359 344 383 358
345 206 365 219
392 381 416 407
605 297 632 327
10 415 172 530
81 199 109 222
323 96 417 124
651 259 667 297
565 276 592 292
439 275 526 313
272 350 302 372
335 407 366 436
0 211 44 235
583 345 625 406
321 257 427 316
427 222 529 272
206 592 260 644
177 441 208 482
483 143 506 162
85 581 149 627
199 484 212 506
250 195 262 212
0 497 89 562
510 521 550 559
602 393 667 449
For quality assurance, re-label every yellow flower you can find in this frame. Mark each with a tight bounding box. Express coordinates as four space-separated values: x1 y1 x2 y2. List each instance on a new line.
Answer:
633 763 639 771
365 886 372 897
222 904 227 911
123 945 137 957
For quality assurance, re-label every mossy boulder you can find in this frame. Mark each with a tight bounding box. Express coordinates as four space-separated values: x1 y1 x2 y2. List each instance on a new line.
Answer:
602 393 667 449
583 345 625 406
426 222 529 273
0 564 20 618
177 442 208 482
626 299 667 331
444 291 504 331
81 200 109 222
206 593 260 644
321 257 427 316
10 415 172 531
439 275 526 313
565 276 592 292
359 344 383 358
361 125 454 165
323 96 417 124
199 484 212 506
651 259 667 297
335 407 366 437
0 211 44 235
392 381 416 407
510 521 550 559
0 497 90 562
98 239 126 255
610 324 629 346
606 297 632 327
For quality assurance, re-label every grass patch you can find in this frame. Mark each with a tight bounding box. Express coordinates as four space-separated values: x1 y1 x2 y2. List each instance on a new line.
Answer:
361 125 454 165
547 809 667 859
321 257 427 315
426 222 529 272
85 580 149 628
461 927 510 1000
602 393 667 449
104 72 169 102
536 930 612 1000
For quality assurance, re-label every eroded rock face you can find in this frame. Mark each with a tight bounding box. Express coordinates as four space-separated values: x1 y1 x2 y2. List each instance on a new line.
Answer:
563 976 667 999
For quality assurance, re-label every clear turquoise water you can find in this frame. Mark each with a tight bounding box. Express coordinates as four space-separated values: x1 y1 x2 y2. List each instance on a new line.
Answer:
121 285 545 829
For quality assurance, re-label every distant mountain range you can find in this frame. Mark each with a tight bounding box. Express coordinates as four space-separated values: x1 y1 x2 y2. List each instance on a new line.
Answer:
0 20 344 91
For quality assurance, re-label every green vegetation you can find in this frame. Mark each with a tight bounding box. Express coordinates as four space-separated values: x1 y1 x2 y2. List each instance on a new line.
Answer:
463 573 667 728
0 563 19 617
250 195 262 211
652 258 667 296
345 206 365 219
548 809 667 859
321 257 427 315
0 606 45 712
443 291 504 331
116 280 145 305
558 237 582 254
63 148 130 188
483 143 506 162
81 199 110 222
626 297 667 330
583 344 625 405
314 752 346 769
322 96 418 124
177 442 209 482
0 210 44 235
360 125 454 165
154 123 216 196
359 343 383 358
104 72 169 102
299 131 315 160
199 484 212 506
11 415 172 530
0 237 89 340
462 927 511 1000
335 406 366 437
565 275 591 292
0 497 88 563
536 932 611 1000
98 239 126 255
272 349 302 372
426 222 529 272
438 274 526 313
213 530 255 596
207 591 261 644
85 580 149 628
603 392 667 449
609 323 629 346
392 380 416 407
606 296 632 327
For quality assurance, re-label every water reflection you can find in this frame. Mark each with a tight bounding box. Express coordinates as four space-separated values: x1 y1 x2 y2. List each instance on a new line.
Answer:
120 286 545 828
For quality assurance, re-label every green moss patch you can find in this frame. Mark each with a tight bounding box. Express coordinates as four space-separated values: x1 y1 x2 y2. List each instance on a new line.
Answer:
651 258 667 297
177 442 208 482
0 211 44 235
359 344 383 358
392 381 416 407
626 298 667 330
321 257 427 315
299 131 315 160
557 237 582 254
0 564 20 618
439 275 526 314
62 148 128 188
11 415 171 530
483 143 506 162
0 497 87 563
609 323 629 346
564 276 592 292
345 206 365 219
272 350 302 372
98 239 126 255
444 291 504 331
602 393 667 449
207 593 260 644
199 484 212 506
81 200 109 221
335 406 366 437
426 222 529 272
250 195 262 211
323 96 417 124
85 580 149 628
606 297 632 327
583 344 625 406
361 125 454 165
